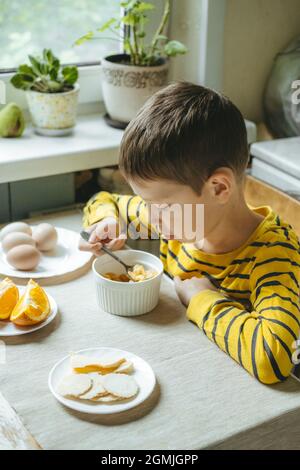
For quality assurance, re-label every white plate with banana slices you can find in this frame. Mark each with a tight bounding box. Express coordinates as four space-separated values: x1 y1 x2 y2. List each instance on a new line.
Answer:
48 347 156 414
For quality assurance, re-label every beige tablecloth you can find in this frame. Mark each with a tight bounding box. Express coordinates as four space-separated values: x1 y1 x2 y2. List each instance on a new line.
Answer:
1 209 300 450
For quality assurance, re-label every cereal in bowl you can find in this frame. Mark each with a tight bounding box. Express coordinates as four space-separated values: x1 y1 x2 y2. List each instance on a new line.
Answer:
104 264 156 283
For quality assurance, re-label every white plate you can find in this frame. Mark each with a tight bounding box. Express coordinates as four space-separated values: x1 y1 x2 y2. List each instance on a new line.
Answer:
0 226 92 279
0 286 58 336
48 347 156 415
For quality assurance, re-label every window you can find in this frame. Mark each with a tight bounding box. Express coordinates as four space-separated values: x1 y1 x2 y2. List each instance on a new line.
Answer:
0 0 215 108
0 0 121 71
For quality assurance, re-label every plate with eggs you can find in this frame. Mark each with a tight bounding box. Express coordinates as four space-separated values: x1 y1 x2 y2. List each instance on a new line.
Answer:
0 221 92 279
0 277 57 336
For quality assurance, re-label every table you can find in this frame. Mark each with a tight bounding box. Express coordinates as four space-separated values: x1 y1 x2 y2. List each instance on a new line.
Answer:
1 209 300 450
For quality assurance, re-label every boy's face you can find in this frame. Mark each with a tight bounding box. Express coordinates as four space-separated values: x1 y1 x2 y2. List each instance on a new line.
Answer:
129 170 233 243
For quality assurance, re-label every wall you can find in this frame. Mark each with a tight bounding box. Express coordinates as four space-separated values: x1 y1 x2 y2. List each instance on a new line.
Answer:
168 0 203 84
223 0 300 123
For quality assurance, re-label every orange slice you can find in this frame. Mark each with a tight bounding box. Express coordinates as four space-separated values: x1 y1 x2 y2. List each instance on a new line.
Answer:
10 279 50 326
0 277 19 320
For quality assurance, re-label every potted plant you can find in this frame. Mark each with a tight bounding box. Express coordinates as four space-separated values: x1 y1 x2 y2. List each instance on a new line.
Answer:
11 49 79 136
76 0 187 125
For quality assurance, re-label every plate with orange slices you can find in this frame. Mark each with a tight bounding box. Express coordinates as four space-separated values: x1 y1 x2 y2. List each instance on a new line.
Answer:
0 277 57 336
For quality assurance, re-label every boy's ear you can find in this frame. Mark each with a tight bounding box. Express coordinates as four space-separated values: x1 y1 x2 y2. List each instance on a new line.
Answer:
208 168 233 203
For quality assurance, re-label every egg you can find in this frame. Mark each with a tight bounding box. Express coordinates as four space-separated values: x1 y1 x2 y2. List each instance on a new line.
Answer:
6 245 40 271
1 232 36 253
0 222 32 241
32 223 58 252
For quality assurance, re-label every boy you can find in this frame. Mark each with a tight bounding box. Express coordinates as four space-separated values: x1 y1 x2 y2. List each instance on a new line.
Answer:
79 82 300 385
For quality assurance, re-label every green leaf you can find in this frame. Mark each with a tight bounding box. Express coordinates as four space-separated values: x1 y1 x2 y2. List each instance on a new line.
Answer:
51 58 60 72
18 64 36 77
40 62 49 76
10 73 34 90
164 40 187 57
28 55 43 76
121 12 136 26
156 34 168 42
121 0 136 9
43 49 56 66
134 2 155 13
74 31 94 46
114 20 121 29
97 18 116 32
49 68 58 81
48 59 60 80
43 49 51 63
62 66 78 85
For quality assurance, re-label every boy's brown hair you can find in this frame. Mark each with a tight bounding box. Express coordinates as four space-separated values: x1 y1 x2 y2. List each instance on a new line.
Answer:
119 81 249 194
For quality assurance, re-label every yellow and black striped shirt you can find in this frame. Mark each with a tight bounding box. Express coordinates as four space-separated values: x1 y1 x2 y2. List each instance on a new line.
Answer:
83 192 300 384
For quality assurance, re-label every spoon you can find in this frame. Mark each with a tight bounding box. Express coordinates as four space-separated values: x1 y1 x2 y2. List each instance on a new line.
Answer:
80 230 135 280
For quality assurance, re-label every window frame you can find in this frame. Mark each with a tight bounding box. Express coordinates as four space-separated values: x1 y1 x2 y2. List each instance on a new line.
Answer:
0 0 226 111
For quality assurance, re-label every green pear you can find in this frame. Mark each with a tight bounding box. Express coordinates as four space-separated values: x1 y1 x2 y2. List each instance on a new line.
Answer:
0 103 25 137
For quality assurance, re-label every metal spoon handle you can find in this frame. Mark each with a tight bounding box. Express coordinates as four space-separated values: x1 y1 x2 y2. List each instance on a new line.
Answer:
100 244 131 271
80 230 132 271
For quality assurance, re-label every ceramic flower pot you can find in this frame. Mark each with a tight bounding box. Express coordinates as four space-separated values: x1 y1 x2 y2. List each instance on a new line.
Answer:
101 54 169 124
26 83 80 136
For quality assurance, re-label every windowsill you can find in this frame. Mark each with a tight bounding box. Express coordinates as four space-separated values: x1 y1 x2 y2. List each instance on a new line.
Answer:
0 113 257 185
0 113 123 184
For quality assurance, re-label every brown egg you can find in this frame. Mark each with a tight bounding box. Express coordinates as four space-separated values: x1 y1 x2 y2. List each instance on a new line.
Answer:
2 232 36 253
0 222 32 241
6 245 41 271
32 223 58 252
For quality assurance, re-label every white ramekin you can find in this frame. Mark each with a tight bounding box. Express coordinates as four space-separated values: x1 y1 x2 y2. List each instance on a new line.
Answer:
92 250 163 317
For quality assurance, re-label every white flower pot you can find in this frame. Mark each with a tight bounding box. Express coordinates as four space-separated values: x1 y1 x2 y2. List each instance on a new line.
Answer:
26 83 80 136
101 54 169 124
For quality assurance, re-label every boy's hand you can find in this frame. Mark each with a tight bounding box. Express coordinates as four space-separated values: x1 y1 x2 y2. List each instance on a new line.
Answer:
78 217 126 256
174 276 218 306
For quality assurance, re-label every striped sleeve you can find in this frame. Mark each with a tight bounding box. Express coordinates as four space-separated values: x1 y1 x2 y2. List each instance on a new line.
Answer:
186 246 300 384
82 191 158 238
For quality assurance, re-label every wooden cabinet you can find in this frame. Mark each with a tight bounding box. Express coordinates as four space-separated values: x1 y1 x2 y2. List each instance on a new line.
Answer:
245 175 300 236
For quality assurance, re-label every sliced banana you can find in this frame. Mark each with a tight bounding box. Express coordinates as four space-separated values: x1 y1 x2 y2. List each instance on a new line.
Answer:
94 394 122 403
97 352 126 369
60 354 139 405
102 373 139 399
115 360 134 374
80 375 107 400
70 353 125 373
57 374 92 398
